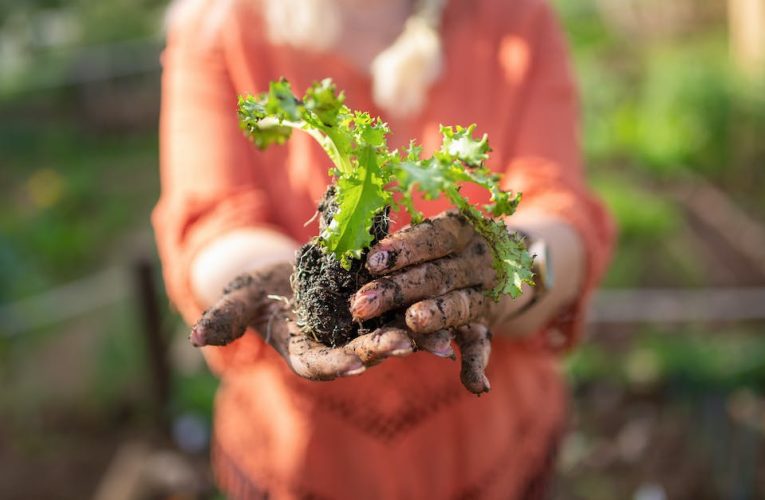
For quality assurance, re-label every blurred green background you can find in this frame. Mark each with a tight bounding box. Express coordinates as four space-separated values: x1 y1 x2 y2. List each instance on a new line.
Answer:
1 0 765 498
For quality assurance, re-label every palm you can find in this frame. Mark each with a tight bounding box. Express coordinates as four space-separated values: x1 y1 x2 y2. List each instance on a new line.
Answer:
191 218 495 394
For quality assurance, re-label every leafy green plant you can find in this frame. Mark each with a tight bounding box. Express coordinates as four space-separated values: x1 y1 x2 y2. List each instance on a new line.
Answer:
238 78 533 298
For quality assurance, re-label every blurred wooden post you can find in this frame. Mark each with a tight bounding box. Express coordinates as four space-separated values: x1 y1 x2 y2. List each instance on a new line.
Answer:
133 257 171 435
728 0 765 77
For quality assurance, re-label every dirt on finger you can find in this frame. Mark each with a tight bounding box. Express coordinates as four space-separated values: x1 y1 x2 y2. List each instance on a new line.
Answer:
366 212 474 275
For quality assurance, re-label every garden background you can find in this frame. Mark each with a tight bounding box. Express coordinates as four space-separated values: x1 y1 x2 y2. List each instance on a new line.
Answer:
1 0 764 498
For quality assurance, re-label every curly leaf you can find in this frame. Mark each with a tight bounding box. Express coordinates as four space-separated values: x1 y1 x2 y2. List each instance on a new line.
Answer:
303 78 344 127
321 146 390 267
467 209 535 298
392 126 532 298
237 78 533 298
439 124 490 167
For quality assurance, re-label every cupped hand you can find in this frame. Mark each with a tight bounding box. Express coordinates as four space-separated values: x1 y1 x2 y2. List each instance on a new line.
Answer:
349 211 502 393
189 261 444 382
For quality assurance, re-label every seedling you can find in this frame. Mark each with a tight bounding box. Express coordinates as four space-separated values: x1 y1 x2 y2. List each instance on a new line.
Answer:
238 78 533 346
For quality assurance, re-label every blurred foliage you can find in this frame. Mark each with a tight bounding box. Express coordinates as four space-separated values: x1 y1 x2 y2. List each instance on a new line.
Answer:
173 371 218 418
0 119 158 302
567 327 765 393
591 172 708 287
551 0 765 291
0 0 164 97
0 0 165 41
554 0 765 201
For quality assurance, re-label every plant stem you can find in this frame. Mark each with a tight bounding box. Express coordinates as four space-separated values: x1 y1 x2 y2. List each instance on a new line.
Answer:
256 117 352 175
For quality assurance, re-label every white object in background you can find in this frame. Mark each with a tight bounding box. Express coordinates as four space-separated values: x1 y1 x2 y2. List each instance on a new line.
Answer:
728 0 765 77
634 482 668 500
370 16 442 118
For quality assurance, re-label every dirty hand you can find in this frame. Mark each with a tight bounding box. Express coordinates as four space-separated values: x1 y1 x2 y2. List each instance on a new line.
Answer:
188 261 427 381
349 211 517 394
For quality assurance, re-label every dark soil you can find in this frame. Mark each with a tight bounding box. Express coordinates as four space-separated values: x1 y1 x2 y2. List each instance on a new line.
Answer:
291 186 390 347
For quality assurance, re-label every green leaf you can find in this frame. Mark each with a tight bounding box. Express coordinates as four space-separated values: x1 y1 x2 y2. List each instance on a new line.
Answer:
238 95 293 149
469 211 535 298
321 146 390 267
390 125 532 298
264 79 302 122
237 78 533 298
304 78 344 127
439 124 490 167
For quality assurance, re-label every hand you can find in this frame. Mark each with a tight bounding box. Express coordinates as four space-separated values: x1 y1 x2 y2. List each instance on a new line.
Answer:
349 211 522 393
189 261 424 381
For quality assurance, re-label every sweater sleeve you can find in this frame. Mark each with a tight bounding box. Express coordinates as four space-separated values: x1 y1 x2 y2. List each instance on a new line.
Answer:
498 0 616 349
152 5 278 373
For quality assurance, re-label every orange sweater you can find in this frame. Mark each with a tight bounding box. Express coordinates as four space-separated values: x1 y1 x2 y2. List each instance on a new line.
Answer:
153 0 615 498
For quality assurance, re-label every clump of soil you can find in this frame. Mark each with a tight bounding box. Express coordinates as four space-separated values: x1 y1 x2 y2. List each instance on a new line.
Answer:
291 186 390 347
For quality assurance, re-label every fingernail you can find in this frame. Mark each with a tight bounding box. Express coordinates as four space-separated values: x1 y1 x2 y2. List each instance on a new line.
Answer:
432 345 456 359
405 307 433 332
350 288 381 320
476 376 491 395
367 250 390 272
390 340 414 357
189 326 206 347
341 365 366 377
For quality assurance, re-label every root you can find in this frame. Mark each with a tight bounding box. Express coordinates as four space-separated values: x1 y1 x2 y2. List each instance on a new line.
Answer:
290 185 391 347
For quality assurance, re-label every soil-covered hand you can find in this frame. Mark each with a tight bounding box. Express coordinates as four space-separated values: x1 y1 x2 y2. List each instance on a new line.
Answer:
189 262 417 381
349 211 501 393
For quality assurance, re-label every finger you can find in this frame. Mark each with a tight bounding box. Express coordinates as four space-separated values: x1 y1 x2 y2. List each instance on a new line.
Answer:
190 290 256 347
366 211 474 274
286 322 366 380
455 323 492 395
344 326 414 364
409 329 456 359
405 287 490 334
189 263 293 347
350 237 495 321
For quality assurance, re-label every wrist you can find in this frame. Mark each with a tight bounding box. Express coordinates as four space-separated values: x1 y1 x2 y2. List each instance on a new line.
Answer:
496 212 585 336
190 228 298 307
